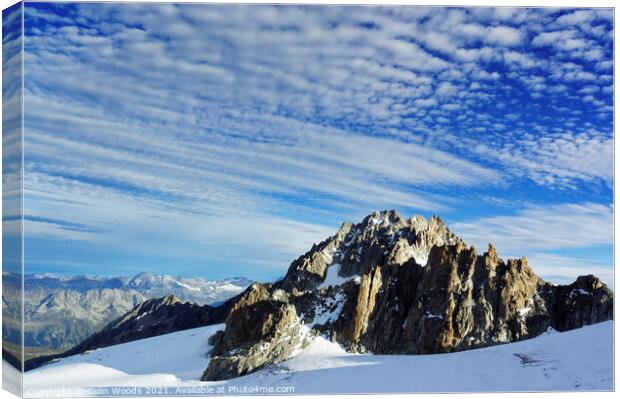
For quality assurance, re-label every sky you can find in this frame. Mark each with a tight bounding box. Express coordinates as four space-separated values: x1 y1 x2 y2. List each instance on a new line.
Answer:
10 4 613 285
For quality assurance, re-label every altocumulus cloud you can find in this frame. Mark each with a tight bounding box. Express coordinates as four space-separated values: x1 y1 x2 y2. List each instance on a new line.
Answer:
16 4 613 282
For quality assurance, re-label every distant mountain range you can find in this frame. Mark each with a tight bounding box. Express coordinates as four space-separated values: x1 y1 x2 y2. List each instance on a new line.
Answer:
2 271 252 354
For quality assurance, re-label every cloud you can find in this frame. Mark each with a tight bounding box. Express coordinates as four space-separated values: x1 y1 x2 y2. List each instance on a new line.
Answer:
530 23 610 64
24 89 499 215
531 30 577 47
23 171 337 279
451 202 613 254
436 82 458 97
525 253 613 288
486 26 524 46
503 51 541 69
555 9 611 26
451 23 523 47
19 4 613 279
463 126 612 189
509 132 612 187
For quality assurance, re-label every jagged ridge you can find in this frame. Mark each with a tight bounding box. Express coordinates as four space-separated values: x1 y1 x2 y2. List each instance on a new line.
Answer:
202 210 613 381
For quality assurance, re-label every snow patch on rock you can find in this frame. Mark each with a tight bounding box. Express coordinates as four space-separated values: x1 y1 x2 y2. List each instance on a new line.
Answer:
318 264 358 290
309 292 346 327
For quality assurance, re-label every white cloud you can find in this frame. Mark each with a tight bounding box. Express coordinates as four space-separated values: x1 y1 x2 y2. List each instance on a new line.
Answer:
435 82 458 97
23 172 337 277
525 253 613 288
19 4 613 279
469 129 612 188
531 30 577 47
452 202 613 254
532 29 609 65
413 97 438 108
383 39 451 72
25 87 500 218
555 9 610 26
453 23 523 47
503 51 540 69
486 26 524 46
519 133 613 186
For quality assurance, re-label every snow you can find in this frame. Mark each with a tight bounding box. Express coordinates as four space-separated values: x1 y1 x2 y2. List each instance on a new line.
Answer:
319 244 338 265
173 280 201 292
571 288 593 297
26 324 224 389
21 321 613 395
317 264 358 290
369 212 393 228
251 321 613 393
518 297 535 317
411 244 430 266
392 240 431 267
424 311 443 320
2 359 22 396
309 292 346 326
342 228 360 247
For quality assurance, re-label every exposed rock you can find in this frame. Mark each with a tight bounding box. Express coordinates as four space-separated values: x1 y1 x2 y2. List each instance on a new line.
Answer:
202 285 311 380
201 210 614 381
548 274 613 331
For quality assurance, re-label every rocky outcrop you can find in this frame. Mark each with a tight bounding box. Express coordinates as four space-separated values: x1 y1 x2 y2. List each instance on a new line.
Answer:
546 274 614 331
202 284 310 381
201 210 613 381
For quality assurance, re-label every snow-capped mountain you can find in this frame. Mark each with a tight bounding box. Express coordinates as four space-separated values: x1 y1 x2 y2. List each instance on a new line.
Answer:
18 321 613 394
202 210 613 381
2 272 252 352
125 272 251 305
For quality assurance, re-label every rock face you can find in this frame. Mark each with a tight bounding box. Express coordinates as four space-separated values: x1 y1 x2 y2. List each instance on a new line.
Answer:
201 210 614 381
203 284 309 381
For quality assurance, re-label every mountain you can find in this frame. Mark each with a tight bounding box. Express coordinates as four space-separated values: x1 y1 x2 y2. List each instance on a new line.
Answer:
13 272 251 305
20 321 613 392
201 210 613 381
125 272 252 305
2 271 252 353
24 293 240 371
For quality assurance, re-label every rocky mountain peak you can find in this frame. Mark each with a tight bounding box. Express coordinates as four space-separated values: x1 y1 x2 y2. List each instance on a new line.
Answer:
573 274 605 291
360 209 405 231
486 242 498 257
278 210 463 293
202 210 613 381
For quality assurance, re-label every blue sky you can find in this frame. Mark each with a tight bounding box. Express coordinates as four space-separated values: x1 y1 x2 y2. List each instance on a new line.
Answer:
14 4 613 284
